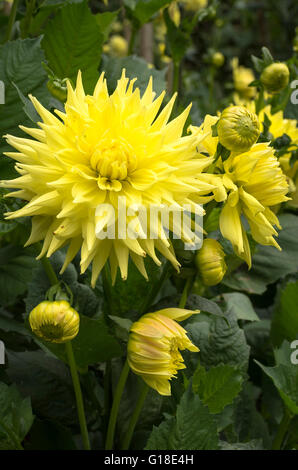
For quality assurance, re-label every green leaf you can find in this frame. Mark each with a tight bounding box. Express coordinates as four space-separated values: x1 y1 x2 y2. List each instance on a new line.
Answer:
271 281 298 347
223 214 298 294
222 293 260 322
0 245 37 307
42 0 104 93
186 294 227 319
95 10 120 41
164 9 191 64
124 0 171 26
193 364 244 414
145 416 175 450
5 350 77 426
146 387 218 450
36 314 123 369
256 346 298 415
0 38 49 178
233 382 271 447
185 311 250 372
219 439 263 450
101 55 167 97
0 382 34 450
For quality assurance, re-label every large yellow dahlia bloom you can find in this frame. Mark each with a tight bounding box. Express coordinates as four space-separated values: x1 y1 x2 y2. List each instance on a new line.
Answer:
1 71 215 286
189 115 289 266
127 308 199 395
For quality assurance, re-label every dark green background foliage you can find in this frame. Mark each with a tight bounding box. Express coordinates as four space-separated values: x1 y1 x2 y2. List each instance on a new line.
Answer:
0 0 297 451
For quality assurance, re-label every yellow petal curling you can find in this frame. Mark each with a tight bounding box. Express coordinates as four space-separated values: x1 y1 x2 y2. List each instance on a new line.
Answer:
127 308 199 395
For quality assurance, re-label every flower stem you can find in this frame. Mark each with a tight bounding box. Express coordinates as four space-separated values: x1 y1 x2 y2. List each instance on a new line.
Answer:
128 26 137 55
40 256 91 451
4 0 19 42
105 359 130 450
272 408 292 450
21 0 36 38
40 256 59 286
178 276 193 309
172 61 180 95
140 260 172 315
121 380 149 450
65 341 91 450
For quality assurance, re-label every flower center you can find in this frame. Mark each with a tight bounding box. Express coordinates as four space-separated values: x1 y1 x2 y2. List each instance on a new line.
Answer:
39 323 64 341
90 138 137 191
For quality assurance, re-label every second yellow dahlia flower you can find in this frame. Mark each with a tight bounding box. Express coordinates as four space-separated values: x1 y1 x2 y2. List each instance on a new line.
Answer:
1 70 215 286
127 308 199 395
189 116 289 266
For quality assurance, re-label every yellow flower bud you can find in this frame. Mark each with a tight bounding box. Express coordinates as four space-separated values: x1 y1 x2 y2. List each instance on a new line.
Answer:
212 52 225 68
260 62 290 94
217 105 260 152
195 239 227 286
127 308 199 396
108 35 128 57
29 300 80 343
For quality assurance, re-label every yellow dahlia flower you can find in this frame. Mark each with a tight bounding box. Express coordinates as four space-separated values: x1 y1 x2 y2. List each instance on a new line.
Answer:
195 238 226 286
189 116 289 266
218 145 289 266
29 300 80 343
217 106 260 152
127 308 199 395
236 101 298 205
1 71 214 286
231 58 256 100
260 63 290 94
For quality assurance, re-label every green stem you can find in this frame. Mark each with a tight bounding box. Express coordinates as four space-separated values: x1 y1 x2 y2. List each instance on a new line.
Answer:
172 61 180 95
179 276 193 309
121 380 149 450
103 360 111 434
140 260 172 315
65 342 91 450
102 264 112 315
4 0 19 42
272 408 292 450
40 256 90 450
21 0 36 38
105 359 130 450
40 256 59 286
128 26 137 55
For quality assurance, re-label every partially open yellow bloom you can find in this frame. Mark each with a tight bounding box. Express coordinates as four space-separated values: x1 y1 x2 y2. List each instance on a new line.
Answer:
218 145 289 266
127 308 199 395
1 70 215 286
260 63 289 94
195 238 227 286
29 300 80 343
231 58 256 100
235 101 298 207
189 116 289 266
217 106 260 152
